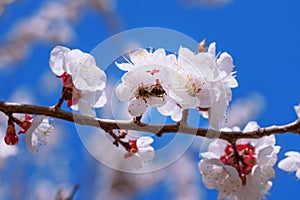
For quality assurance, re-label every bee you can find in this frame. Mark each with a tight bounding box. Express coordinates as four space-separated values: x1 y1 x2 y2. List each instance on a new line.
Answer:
137 86 151 98
149 84 166 97
136 84 166 99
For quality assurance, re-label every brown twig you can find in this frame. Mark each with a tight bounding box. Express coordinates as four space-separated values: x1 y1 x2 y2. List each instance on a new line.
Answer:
1 101 300 142
55 87 70 108
179 109 189 125
231 142 245 166
106 129 131 151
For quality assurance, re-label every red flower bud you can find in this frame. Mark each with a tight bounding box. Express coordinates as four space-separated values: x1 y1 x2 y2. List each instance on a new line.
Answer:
5 124 18 145
128 139 138 153
4 134 19 145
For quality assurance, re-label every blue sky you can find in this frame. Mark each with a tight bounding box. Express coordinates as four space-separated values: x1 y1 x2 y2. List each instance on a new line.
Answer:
0 0 300 199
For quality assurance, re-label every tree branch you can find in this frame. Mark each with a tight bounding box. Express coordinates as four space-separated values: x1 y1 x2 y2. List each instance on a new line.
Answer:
0 101 300 142
179 109 189 125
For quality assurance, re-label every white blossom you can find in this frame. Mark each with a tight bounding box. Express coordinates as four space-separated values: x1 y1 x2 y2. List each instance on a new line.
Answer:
206 42 238 129
164 43 238 129
199 122 280 200
157 100 183 121
125 136 155 169
116 45 238 127
278 151 300 179
173 46 214 109
25 115 54 153
115 48 178 117
49 45 107 116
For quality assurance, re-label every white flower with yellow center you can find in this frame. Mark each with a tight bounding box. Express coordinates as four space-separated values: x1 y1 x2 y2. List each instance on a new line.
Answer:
49 46 107 116
25 115 54 153
164 43 238 129
115 48 178 117
199 122 280 200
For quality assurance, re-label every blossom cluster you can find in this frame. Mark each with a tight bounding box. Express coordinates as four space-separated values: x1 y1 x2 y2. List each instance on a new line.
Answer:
0 0 103 67
124 136 155 169
3 42 300 200
46 44 300 199
115 43 238 129
199 122 280 200
4 114 53 153
49 46 107 117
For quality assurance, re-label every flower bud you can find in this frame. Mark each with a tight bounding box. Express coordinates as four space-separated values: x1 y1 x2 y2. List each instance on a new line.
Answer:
5 124 18 145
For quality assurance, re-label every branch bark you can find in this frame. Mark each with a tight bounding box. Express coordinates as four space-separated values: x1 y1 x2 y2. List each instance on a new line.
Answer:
0 101 300 142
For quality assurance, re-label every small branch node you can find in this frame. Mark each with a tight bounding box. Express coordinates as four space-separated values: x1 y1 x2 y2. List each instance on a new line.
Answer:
112 140 119 147
55 87 70 108
256 128 263 137
133 115 142 125
156 130 164 137
180 109 189 126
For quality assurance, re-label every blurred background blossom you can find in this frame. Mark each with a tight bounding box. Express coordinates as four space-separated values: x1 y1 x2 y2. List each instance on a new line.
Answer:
0 0 120 68
0 0 15 15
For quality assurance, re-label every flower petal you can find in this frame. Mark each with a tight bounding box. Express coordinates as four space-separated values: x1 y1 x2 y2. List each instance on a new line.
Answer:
94 91 107 108
257 146 274 164
49 45 70 76
128 154 142 169
137 136 154 147
138 146 155 162
65 49 106 91
25 115 45 153
217 52 234 74
129 49 148 67
115 62 134 71
278 154 300 172
285 151 300 157
70 104 79 111
208 90 227 130
115 83 134 102
243 121 260 132
152 48 167 64
197 88 213 108
157 101 182 121
207 42 216 57
147 97 166 107
128 98 147 116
